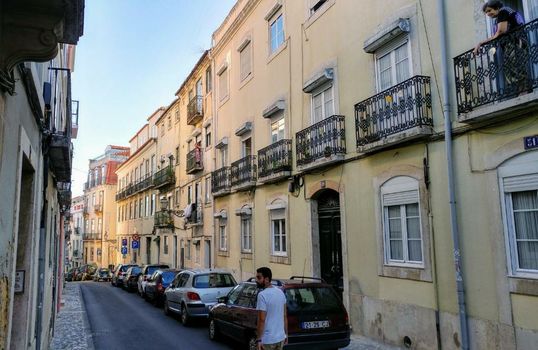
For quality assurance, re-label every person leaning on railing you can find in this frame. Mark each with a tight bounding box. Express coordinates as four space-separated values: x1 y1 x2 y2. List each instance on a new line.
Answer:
474 1 531 94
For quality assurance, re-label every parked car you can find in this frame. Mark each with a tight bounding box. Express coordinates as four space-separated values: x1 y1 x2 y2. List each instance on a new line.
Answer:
93 268 111 282
164 269 237 326
145 269 180 306
73 266 84 281
111 264 138 287
123 266 142 292
208 276 350 350
81 264 97 281
65 268 75 282
137 264 169 297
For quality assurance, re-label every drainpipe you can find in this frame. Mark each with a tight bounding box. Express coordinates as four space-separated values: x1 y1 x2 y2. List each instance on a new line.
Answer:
436 0 469 349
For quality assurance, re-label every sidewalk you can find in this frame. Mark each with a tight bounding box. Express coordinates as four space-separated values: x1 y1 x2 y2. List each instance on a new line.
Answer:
50 282 94 350
343 335 403 350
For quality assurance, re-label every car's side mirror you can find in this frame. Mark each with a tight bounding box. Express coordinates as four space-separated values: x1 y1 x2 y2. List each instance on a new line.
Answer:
217 296 228 304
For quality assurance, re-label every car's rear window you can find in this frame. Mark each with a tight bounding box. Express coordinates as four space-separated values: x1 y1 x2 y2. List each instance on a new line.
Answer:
131 267 141 274
120 266 131 272
162 271 177 284
285 287 342 314
193 273 236 288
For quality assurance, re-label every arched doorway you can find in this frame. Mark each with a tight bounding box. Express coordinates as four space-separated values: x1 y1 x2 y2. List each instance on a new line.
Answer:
314 189 343 297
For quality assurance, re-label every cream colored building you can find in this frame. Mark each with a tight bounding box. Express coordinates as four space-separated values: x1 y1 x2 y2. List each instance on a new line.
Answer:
115 108 163 265
68 196 85 268
208 0 538 349
175 51 215 269
83 146 129 269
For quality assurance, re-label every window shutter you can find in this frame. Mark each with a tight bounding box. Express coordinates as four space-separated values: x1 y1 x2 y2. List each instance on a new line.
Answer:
503 173 538 192
383 190 418 206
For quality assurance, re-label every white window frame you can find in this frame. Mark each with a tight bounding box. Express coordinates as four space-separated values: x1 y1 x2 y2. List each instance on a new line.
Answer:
205 177 212 204
310 83 334 124
219 220 227 251
269 12 285 54
499 151 538 278
381 176 424 268
374 36 413 93
271 116 286 143
241 216 252 253
270 209 287 256
164 236 169 255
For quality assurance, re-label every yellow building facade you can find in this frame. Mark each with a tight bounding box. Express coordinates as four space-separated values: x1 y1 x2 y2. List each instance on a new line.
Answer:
208 0 538 349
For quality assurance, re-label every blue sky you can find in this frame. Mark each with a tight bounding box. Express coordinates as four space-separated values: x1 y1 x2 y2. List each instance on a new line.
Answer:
71 0 236 196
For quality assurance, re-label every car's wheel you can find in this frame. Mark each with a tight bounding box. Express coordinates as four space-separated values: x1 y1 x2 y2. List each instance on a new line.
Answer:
208 319 220 341
163 298 171 316
247 335 257 350
180 304 190 326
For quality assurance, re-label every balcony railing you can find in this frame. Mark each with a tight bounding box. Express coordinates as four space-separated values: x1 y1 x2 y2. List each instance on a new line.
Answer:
187 95 204 125
153 165 175 189
83 232 102 240
212 167 231 196
186 148 204 174
93 203 102 212
354 75 433 148
258 139 292 182
296 115 346 168
154 210 173 228
454 19 538 116
231 155 257 189
138 174 153 192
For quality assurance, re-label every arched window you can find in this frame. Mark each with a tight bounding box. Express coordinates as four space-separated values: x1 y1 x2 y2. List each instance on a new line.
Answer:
499 151 538 277
381 176 423 266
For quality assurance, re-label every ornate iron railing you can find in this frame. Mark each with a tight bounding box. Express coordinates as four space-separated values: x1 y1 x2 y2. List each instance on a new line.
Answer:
231 155 257 187
354 75 433 146
258 139 292 178
187 95 203 125
186 148 204 174
153 165 175 188
139 174 153 191
454 19 538 114
154 210 174 227
296 115 346 167
83 232 102 240
212 167 231 194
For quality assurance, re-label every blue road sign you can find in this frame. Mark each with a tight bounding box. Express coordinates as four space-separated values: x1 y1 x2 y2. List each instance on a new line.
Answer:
132 240 139 249
121 247 128 255
121 238 128 246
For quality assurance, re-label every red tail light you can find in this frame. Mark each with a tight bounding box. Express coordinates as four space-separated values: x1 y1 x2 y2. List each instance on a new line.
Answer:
187 292 200 301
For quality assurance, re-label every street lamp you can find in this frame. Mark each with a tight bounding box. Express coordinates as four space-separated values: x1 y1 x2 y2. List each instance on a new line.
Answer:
159 196 184 218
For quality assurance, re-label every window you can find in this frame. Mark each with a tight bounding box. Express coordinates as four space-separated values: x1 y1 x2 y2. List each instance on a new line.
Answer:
269 13 285 54
218 66 228 102
175 108 180 122
135 168 139 182
239 41 252 81
195 243 200 263
220 148 228 167
151 194 156 216
91 219 95 232
139 199 143 218
309 0 328 14
145 159 150 176
381 176 423 266
145 195 149 216
175 147 180 165
205 126 212 147
164 236 169 255
97 218 102 233
168 116 172 130
205 177 211 204
151 155 156 173
270 209 286 256
206 66 212 93
375 37 411 92
219 220 227 251
499 151 538 277
186 240 191 260
241 216 252 252
187 185 192 204
271 117 285 143
311 84 334 124
160 124 165 136
242 138 252 157
175 189 180 207
133 200 137 219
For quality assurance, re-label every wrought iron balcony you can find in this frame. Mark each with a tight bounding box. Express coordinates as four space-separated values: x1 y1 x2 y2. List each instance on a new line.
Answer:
187 95 204 125
138 174 153 192
212 167 231 196
83 232 102 240
296 115 346 171
93 204 102 213
231 155 257 190
354 75 433 152
153 165 175 189
154 210 174 228
186 148 204 174
258 139 292 183
454 19 538 123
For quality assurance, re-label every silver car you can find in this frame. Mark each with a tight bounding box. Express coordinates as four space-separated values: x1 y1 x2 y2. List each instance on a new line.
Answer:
163 269 237 326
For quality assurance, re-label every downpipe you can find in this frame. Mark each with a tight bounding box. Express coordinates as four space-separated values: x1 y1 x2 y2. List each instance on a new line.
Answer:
437 0 470 349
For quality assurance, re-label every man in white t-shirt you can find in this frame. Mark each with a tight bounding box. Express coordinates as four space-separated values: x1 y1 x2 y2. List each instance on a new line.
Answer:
255 267 288 350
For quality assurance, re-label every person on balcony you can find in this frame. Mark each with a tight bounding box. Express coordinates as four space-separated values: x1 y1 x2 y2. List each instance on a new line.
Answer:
194 141 202 166
475 1 530 95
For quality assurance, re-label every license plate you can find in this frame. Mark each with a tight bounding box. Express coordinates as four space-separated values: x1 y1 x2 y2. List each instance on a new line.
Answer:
301 320 330 329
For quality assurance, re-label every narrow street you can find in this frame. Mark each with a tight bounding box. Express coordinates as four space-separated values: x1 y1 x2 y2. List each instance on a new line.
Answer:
80 282 234 350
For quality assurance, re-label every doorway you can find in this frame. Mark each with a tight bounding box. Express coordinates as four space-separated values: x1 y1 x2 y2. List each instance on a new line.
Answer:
314 189 343 297
146 237 151 264
204 240 211 268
